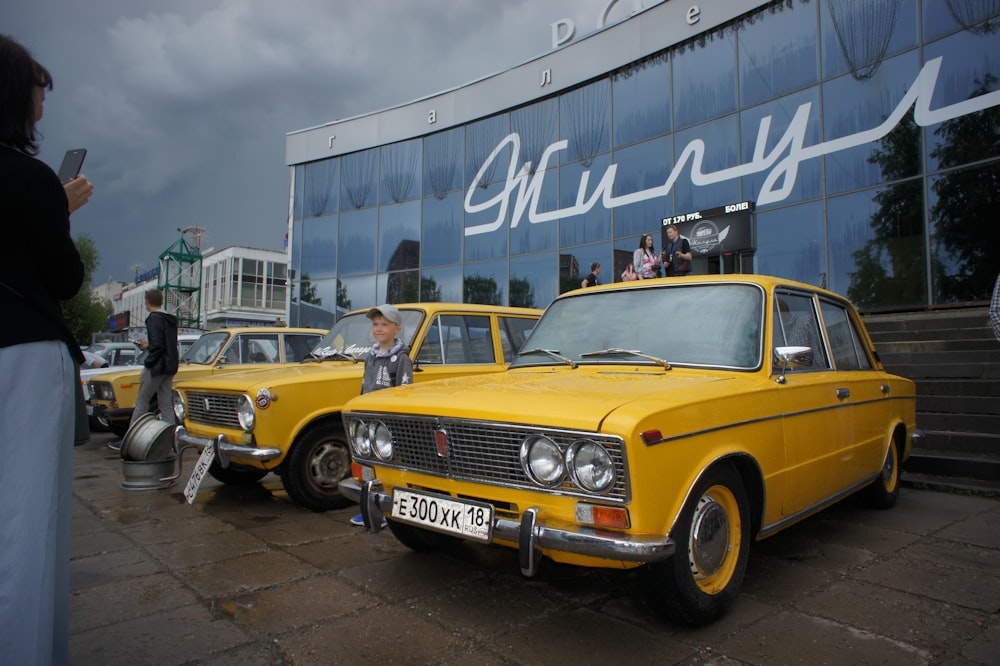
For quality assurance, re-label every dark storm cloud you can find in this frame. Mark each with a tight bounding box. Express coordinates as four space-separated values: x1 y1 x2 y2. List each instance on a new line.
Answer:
6 0 615 284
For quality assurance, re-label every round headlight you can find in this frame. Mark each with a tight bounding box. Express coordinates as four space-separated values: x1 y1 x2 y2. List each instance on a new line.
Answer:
567 440 615 493
172 389 186 422
236 394 255 431
520 435 565 486
349 418 371 457
370 421 393 460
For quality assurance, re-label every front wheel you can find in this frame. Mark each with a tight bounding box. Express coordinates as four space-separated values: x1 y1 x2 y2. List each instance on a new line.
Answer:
640 464 751 627
282 424 353 511
860 437 900 509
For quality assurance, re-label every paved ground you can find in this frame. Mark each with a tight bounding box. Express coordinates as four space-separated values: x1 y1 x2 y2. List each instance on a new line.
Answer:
70 431 1000 666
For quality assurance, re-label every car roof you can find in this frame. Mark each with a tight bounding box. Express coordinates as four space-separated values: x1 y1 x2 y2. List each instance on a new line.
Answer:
197 327 327 335
341 303 543 318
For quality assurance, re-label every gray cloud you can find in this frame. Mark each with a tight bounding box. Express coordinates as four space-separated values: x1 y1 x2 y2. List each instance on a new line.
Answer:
9 0 622 284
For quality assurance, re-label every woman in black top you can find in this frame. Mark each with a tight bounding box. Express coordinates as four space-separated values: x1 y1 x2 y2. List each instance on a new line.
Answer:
0 34 93 665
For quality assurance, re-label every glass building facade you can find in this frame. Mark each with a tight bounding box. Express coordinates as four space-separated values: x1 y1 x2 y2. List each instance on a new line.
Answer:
286 0 1000 328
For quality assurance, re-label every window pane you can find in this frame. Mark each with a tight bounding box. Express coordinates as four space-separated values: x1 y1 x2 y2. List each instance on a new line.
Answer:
304 158 339 217
339 208 377 275
423 126 464 197
821 0 917 79
341 149 379 210
610 134 672 237
301 216 337 281
612 53 670 148
738 2 818 107
464 259 507 305
560 242 612 294
464 179 509 261
673 115 740 212
380 139 421 204
756 201 825 286
672 32 737 128
559 154 613 246
466 114 511 189
560 80 610 162
336 274 376 314
378 200 420 272
823 52 922 194
378 269 420 304
510 251 557 309
512 98 559 173
420 265 462 303
422 194 463 267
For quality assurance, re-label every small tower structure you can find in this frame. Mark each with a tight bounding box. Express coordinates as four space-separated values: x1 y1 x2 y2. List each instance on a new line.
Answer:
159 227 205 328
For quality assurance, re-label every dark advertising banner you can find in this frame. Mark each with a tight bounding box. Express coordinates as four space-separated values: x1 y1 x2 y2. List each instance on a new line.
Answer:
109 311 130 333
661 201 755 256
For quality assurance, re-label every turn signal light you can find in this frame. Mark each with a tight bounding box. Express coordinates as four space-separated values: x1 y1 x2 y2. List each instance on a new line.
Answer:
576 503 629 529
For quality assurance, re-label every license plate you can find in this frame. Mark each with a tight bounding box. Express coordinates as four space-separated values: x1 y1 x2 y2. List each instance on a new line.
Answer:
184 444 215 505
391 488 493 542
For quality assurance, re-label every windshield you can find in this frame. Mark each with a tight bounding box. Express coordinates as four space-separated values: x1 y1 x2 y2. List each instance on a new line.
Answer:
181 331 230 364
310 310 424 361
511 282 764 370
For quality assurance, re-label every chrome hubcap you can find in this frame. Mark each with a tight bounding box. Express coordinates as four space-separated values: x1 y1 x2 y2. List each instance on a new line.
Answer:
689 494 730 578
309 442 350 488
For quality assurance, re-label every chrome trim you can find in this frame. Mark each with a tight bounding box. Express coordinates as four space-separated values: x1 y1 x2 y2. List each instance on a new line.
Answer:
174 425 282 467
341 478 675 569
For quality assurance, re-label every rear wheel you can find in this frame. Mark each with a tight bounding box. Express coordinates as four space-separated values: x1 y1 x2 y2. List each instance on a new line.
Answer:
208 461 269 485
387 520 459 551
282 424 353 511
640 464 750 626
860 437 900 509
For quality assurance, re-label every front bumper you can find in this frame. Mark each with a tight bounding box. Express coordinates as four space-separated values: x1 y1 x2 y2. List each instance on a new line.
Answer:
338 477 675 576
174 425 282 468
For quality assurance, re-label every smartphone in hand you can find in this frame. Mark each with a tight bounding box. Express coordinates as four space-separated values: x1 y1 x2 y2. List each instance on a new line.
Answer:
57 148 87 184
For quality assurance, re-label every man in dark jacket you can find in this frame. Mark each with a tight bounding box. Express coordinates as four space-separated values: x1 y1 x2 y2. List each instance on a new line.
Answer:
128 288 179 428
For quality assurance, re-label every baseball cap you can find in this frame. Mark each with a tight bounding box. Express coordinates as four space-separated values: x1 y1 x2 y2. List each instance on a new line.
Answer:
366 304 402 326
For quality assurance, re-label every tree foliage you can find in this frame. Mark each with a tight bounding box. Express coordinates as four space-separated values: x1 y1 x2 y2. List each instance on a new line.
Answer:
61 235 113 346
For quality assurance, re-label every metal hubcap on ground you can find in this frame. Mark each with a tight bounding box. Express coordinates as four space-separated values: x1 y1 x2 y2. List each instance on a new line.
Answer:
309 442 350 489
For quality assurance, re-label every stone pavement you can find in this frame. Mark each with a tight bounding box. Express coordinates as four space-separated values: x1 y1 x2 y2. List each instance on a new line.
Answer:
70 431 1000 665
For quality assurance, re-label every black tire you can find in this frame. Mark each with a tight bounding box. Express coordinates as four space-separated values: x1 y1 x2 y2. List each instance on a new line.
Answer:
89 414 110 432
282 424 353 511
860 436 900 509
387 520 460 551
207 461 269 485
640 464 751 627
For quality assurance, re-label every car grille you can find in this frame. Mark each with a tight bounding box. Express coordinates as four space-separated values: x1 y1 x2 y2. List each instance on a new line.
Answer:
185 391 241 429
356 414 629 502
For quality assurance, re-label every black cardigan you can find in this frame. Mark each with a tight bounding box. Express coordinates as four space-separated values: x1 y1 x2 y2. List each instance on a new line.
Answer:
0 146 84 363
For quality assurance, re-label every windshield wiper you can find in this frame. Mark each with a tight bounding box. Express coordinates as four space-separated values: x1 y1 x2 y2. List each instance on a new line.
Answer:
518 348 577 368
305 347 360 363
580 348 671 369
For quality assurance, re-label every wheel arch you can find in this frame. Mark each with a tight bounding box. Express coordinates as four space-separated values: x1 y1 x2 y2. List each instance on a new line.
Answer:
281 412 347 471
668 454 764 542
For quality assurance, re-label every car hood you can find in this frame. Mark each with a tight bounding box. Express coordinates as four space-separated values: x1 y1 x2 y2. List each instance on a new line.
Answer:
346 366 761 432
174 361 363 392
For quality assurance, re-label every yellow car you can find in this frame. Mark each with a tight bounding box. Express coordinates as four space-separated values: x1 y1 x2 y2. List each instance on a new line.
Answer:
172 303 542 511
339 275 918 626
88 327 325 436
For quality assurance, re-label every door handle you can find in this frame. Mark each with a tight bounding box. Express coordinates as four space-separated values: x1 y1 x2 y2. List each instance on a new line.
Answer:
880 384 890 395
836 388 850 400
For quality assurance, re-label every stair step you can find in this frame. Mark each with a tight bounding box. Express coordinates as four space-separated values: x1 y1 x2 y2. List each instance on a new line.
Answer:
901 471 1000 497
878 338 999 353
880 350 1000 365
904 449 1000 480
917 379 1000 398
913 431 1000 456
870 328 996 344
916 395 1000 414
917 412 1000 433
882 362 1000 379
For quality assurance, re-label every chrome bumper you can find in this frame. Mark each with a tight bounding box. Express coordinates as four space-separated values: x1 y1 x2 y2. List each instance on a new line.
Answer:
174 425 282 468
338 478 675 576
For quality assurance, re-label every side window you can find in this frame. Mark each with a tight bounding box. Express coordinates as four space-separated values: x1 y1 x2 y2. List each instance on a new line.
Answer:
498 316 537 363
773 293 829 370
229 334 280 364
118 349 137 366
284 334 321 362
415 315 496 364
819 301 872 370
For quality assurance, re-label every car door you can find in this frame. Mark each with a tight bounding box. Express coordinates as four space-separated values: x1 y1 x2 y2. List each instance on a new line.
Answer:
817 298 889 484
412 313 509 382
773 290 854 516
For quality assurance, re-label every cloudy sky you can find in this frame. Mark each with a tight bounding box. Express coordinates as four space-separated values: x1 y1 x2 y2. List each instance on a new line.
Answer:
6 0 629 286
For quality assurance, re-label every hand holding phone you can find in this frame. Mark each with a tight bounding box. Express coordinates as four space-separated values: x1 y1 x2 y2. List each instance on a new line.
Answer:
57 148 87 184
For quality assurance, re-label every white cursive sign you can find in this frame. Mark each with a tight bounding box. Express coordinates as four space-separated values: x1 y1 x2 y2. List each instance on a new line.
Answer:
463 57 1000 237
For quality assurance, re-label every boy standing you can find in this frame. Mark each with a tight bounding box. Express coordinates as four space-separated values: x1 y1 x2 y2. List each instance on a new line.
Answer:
129 289 179 427
351 304 412 526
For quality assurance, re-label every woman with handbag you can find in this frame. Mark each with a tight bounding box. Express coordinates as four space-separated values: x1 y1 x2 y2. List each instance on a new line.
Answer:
0 34 93 665
633 233 662 279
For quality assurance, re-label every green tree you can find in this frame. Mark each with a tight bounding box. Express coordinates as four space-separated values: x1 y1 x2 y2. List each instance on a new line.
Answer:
463 275 502 305
509 277 534 308
61 235 113 345
420 276 442 302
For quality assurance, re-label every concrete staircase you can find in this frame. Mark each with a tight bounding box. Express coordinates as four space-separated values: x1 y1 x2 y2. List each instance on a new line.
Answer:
863 306 1000 496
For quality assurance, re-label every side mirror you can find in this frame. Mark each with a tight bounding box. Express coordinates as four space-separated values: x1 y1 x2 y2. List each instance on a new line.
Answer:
773 345 812 384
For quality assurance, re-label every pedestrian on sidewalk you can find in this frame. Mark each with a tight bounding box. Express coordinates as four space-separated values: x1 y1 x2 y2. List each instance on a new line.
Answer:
0 33 94 666
128 289 179 427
